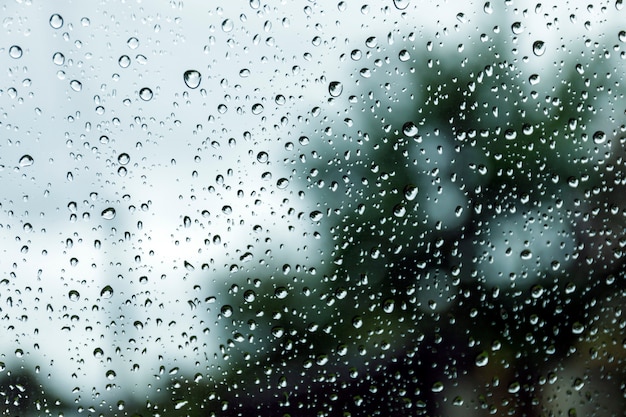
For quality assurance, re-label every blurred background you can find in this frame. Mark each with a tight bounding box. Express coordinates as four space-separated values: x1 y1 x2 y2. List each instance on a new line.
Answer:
1 1 624 416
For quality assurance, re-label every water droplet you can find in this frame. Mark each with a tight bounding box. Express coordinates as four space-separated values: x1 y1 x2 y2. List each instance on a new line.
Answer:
139 87 153 101
383 299 395 313
93 347 104 358
183 70 202 89
511 22 524 34
352 316 363 328
221 305 233 317
106 370 116 380
133 320 144 330
431 382 444 393
404 184 418 201
9 45 23 59
256 151 269 163
475 351 489 367
68 290 80 302
100 285 114 299
222 19 234 32
49 14 64 29
392 0 410 10
118 55 131 68
70 80 82 92
243 290 256 302
619 30 626 42
127 37 139 49
117 153 130 165
508 381 521 393
532 40 546 56
592 130 606 144
351 49 362 60
530 285 544 298
572 322 584 334
222 205 232 215
328 81 343 97
528 74 540 85
19 155 34 167
276 178 289 189
310 210 323 221
402 121 418 137
398 49 411 62
274 287 288 299
101 207 116 220
52 52 65 65
393 203 406 217
251 103 264 114
520 249 532 260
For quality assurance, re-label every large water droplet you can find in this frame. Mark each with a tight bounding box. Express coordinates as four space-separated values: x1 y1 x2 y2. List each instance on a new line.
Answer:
9 45 23 59
392 0 410 10
310 210 323 221
183 70 202 89
117 153 130 165
100 285 114 299
592 130 606 144
475 351 489 367
511 22 524 34
19 155 34 167
127 37 139 49
222 19 234 32
49 14 64 29
70 80 82 92
68 290 80 302
328 81 343 97
532 40 546 56
398 49 411 62
402 121 419 137
101 207 116 220
118 55 131 68
53 52 65 65
139 87 153 101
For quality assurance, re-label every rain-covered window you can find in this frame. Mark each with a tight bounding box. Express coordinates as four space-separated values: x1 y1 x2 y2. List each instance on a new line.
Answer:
1 1 625 416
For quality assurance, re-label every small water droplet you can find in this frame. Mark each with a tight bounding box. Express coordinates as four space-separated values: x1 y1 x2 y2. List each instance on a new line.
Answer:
100 285 114 299
251 103 264 115
118 55 131 68
101 207 116 220
274 287 288 299
592 130 606 144
127 37 139 49
222 19 234 32
404 184 418 201
329 81 343 97
572 322 584 334
9 45 23 59
508 381 521 393
117 153 130 165
475 351 489 367
139 87 153 101
221 305 233 317
511 22 524 34
19 155 34 167
393 203 406 217
392 0 410 10
398 49 411 62
520 249 532 260
402 121 418 137
532 40 546 56
49 14 64 29
310 210 323 221
619 30 626 42
70 80 82 92
52 52 65 65
183 70 202 89
68 290 80 302
352 316 363 328
276 178 289 189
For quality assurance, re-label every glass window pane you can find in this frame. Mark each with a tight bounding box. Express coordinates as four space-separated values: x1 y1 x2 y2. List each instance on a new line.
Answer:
1 1 625 416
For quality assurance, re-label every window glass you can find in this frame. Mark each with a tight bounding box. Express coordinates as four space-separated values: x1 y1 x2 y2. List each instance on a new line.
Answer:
1 1 625 416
